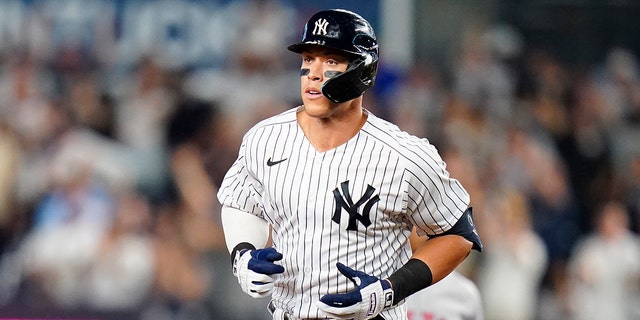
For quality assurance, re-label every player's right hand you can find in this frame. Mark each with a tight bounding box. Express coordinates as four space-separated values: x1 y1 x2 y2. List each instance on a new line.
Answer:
233 247 285 298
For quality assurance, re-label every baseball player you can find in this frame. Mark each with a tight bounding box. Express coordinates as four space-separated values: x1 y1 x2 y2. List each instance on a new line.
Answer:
218 9 482 320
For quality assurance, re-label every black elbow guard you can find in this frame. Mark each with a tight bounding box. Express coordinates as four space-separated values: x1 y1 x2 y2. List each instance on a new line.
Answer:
442 207 483 252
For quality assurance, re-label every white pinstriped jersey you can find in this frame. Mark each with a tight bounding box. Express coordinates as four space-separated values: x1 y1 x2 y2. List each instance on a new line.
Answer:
218 107 470 319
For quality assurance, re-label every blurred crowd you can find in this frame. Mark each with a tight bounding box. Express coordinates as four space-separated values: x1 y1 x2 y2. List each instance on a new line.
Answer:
0 1 639 320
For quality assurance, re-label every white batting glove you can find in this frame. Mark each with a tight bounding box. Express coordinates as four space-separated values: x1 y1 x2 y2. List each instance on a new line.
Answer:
233 247 285 299
316 262 394 319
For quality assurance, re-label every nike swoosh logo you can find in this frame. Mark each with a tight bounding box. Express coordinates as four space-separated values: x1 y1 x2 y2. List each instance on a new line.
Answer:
267 157 287 166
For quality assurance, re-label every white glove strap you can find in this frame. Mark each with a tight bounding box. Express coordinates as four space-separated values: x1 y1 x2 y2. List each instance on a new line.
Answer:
234 249 252 293
357 281 394 319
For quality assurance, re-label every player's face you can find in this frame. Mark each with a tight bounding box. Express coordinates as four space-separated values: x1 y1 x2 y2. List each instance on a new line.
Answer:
299 46 353 118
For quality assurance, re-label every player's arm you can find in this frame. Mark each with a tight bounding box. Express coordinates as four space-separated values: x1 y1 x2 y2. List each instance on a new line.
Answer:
221 205 284 299
221 205 270 255
389 207 481 301
408 231 471 280
408 232 472 282
318 208 481 319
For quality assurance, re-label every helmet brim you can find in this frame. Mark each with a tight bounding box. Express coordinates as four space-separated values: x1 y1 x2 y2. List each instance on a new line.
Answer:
286 42 309 54
287 41 360 59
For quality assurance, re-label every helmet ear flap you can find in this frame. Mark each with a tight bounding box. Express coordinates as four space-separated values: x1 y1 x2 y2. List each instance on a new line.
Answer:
321 54 378 103
353 33 378 56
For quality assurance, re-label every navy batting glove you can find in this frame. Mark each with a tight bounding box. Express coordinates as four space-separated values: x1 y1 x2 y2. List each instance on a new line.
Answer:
233 247 285 298
317 262 394 319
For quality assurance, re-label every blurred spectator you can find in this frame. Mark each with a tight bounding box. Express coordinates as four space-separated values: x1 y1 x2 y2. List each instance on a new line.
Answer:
625 154 640 233
0 54 57 146
566 201 640 320
112 57 177 199
0 120 21 253
441 93 497 185
498 123 583 316
66 73 116 139
450 24 519 123
166 98 233 194
476 188 547 320
406 271 483 320
557 71 616 230
519 49 572 142
83 191 155 311
166 99 223 216
387 63 447 142
591 47 640 127
0 54 60 209
17 169 113 308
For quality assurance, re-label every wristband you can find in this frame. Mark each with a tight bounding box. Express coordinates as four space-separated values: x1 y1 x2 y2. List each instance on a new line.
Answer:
386 258 433 305
230 242 257 265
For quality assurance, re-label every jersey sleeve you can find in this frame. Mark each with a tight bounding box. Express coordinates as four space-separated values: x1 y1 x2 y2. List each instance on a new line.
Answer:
405 143 470 237
216 134 265 218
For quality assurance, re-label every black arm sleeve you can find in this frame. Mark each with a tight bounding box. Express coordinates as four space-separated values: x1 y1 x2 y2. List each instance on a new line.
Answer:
387 258 433 305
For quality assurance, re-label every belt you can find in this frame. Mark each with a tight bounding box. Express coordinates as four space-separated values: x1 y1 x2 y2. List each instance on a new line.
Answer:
267 301 385 320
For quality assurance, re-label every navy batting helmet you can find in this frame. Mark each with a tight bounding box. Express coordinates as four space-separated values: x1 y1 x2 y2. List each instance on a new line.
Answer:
288 9 378 103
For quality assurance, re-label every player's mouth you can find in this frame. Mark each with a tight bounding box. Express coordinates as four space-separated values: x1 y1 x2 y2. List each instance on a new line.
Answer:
304 87 324 99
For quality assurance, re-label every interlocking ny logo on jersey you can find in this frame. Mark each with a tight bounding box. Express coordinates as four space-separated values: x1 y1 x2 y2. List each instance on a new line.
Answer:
332 181 380 231
312 18 329 36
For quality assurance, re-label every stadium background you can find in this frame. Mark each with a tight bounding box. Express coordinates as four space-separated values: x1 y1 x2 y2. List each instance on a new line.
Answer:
0 0 639 319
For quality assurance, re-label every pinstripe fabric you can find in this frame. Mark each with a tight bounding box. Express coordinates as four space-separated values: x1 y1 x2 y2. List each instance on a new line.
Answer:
218 107 470 319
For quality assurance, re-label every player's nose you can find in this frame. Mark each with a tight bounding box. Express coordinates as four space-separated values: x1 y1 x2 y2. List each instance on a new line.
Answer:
306 63 323 81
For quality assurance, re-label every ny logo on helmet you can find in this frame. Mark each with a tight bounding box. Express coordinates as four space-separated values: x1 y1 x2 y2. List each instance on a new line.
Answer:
332 181 380 231
312 18 329 36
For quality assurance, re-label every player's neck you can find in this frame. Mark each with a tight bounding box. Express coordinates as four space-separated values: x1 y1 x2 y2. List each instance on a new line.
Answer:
297 105 367 152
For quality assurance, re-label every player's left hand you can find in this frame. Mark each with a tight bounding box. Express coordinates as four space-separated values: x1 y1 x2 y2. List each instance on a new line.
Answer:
317 262 394 319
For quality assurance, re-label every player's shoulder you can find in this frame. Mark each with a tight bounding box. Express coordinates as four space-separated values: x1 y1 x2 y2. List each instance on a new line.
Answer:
243 106 299 137
363 110 440 162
